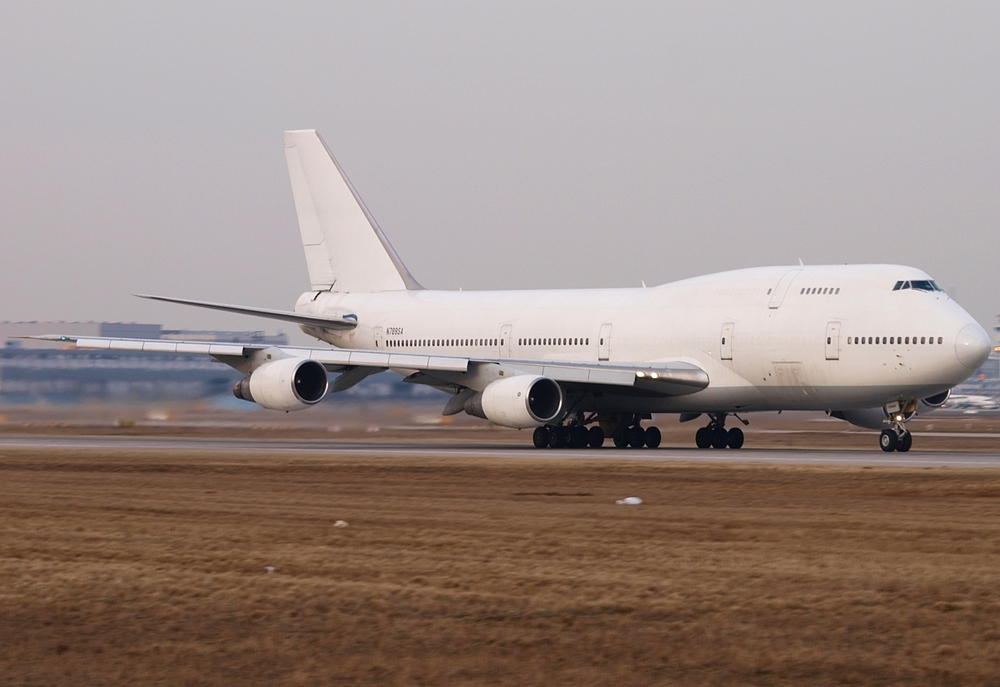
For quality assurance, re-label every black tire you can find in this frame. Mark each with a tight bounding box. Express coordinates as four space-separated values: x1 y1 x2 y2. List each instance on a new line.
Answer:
897 431 912 453
727 427 744 449
879 429 898 452
695 427 711 449
548 426 568 449
644 426 661 449
628 426 646 448
613 430 629 448
533 426 550 448
588 426 605 448
711 427 729 449
569 425 589 448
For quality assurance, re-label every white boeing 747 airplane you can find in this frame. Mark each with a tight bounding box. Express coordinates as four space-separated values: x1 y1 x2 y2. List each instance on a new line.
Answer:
38 130 992 452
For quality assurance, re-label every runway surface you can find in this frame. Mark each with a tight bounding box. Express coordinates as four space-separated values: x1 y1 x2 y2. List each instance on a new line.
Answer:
2 434 1000 468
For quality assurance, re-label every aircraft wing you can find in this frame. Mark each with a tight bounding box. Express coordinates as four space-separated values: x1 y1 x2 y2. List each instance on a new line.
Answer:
135 294 359 330
27 336 709 397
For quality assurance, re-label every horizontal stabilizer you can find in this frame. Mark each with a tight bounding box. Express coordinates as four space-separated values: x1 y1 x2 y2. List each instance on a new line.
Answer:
135 294 358 330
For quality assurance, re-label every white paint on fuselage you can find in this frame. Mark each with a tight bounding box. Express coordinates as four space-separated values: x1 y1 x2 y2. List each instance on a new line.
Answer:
295 264 990 414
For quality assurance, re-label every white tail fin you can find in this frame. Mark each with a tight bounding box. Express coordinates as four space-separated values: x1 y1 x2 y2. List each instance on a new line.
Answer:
283 130 421 292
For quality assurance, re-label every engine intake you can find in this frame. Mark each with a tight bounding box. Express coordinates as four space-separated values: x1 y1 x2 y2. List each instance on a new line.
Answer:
233 358 329 411
467 375 564 428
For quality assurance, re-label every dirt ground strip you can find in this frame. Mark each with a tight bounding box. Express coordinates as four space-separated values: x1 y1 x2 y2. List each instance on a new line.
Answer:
2 447 1000 686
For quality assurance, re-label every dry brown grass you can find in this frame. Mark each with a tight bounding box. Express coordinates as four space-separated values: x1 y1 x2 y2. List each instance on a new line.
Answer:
2 447 1000 685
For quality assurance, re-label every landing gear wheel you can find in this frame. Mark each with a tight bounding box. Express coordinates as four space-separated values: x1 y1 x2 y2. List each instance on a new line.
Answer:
569 425 589 448
727 427 744 449
644 426 661 449
588 426 605 448
711 426 729 449
879 429 897 452
695 427 712 449
533 426 550 449
613 431 629 449
897 431 912 453
627 426 646 448
548 426 568 449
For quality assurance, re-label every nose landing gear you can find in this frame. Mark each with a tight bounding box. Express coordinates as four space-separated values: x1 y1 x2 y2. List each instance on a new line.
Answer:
879 401 915 453
695 413 745 449
879 427 912 453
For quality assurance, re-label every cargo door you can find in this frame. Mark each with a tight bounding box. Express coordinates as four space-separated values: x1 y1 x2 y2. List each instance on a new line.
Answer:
825 321 841 360
598 323 612 361
721 322 734 360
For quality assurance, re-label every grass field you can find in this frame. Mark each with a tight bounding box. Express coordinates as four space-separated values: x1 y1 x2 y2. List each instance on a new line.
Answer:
2 441 1000 685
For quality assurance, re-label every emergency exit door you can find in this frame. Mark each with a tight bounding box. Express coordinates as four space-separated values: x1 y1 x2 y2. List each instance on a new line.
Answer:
825 321 841 360
721 322 734 360
598 323 612 361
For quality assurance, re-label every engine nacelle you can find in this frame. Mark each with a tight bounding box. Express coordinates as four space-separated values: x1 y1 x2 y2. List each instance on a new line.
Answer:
470 375 564 428
233 358 329 411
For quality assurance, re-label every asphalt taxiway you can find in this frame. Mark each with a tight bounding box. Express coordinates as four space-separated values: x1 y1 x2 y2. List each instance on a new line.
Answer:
1 434 1000 468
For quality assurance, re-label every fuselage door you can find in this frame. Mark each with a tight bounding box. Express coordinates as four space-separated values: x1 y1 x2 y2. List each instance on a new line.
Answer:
598 323 612 361
721 322 735 360
825 321 841 360
373 326 383 349
768 269 802 309
500 324 512 358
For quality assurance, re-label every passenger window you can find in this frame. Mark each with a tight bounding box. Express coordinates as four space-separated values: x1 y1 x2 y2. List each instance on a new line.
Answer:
890 337 894 344
800 288 805 294
921 337 926 344
868 337 873 344
882 337 887 344
835 288 840 294
827 336 831 344
937 336 943 344
904 337 909 344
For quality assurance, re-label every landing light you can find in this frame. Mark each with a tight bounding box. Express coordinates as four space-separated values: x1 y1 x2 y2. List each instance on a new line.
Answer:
650 372 659 379
636 371 646 378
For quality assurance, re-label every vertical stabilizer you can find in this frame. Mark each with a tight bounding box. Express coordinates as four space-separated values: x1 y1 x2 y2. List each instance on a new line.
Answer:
283 130 422 292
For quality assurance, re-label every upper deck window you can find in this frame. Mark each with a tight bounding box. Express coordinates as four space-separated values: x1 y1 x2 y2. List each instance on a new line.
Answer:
893 280 942 292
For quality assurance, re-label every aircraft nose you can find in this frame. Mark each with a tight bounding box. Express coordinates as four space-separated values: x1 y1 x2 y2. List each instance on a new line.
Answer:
955 323 991 370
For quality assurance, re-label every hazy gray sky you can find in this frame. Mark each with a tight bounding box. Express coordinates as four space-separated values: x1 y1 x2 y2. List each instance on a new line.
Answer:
2 2 998 339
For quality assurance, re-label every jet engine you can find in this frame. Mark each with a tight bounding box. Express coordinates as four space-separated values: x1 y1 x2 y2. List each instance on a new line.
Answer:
832 389 953 430
233 358 329 411
464 375 564 428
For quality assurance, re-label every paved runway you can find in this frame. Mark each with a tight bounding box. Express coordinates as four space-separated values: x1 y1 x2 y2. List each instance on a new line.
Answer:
2 434 1000 468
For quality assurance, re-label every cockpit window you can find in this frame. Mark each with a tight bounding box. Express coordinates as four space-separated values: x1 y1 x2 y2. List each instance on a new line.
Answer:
893 280 942 292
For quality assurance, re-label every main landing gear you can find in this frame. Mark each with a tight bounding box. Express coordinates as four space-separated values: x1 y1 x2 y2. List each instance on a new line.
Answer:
532 414 661 449
694 413 744 450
